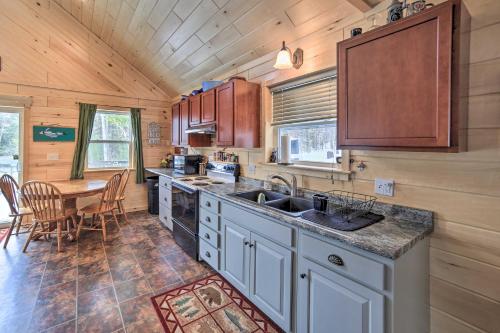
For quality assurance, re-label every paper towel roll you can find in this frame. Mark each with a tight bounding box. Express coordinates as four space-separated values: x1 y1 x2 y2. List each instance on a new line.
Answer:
279 134 292 165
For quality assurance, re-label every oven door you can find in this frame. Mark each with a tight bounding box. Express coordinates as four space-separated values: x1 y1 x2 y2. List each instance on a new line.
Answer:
171 182 198 234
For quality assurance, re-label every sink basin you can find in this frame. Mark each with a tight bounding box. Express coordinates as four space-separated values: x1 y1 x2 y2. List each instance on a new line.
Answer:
231 189 288 202
265 197 314 217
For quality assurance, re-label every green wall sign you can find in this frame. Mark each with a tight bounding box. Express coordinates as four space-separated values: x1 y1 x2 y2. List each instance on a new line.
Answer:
33 126 75 142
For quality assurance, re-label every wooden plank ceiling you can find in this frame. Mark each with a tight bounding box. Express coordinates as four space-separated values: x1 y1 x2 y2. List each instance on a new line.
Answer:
52 0 375 97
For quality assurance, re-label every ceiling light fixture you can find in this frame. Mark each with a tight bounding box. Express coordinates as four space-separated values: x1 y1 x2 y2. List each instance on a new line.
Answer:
273 41 303 70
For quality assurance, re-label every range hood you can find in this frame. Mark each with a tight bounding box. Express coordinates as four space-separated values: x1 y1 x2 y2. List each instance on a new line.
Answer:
185 124 216 134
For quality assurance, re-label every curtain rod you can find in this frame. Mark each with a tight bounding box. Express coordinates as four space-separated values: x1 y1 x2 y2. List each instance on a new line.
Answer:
74 102 144 110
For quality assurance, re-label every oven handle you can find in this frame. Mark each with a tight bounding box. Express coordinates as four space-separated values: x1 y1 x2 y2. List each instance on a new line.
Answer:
172 182 197 194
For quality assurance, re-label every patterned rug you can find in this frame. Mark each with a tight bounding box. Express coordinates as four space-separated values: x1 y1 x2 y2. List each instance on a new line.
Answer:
0 228 8 244
151 273 283 333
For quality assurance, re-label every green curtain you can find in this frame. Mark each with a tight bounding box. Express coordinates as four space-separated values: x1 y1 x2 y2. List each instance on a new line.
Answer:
131 108 145 184
70 103 97 179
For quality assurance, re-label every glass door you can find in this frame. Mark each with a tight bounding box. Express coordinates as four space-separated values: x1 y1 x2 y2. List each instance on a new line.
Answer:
0 107 23 226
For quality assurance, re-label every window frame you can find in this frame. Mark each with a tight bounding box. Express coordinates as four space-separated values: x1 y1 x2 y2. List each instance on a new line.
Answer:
85 109 134 171
276 119 340 167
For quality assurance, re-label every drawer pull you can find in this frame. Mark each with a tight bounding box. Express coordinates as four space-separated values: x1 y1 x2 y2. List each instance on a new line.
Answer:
204 233 210 240
205 216 211 223
165 183 168 187
300 273 307 279
244 241 250 246
249 243 254 248
164 197 168 202
328 254 344 266
205 251 211 258
205 201 211 207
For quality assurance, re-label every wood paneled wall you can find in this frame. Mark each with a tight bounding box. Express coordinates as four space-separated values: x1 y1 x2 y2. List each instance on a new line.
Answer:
196 1 500 332
0 0 171 212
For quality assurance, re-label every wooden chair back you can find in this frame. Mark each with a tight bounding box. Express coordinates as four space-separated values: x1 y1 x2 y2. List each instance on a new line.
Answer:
99 173 122 212
21 181 64 222
118 169 130 199
0 174 21 215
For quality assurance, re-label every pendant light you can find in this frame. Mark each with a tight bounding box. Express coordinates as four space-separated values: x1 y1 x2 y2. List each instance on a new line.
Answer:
273 41 303 70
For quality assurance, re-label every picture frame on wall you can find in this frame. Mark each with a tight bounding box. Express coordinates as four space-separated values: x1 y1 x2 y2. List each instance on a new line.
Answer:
33 126 76 142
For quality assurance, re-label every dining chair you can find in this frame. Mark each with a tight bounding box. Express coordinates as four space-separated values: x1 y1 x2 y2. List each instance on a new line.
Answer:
21 181 76 252
0 174 32 249
76 173 122 241
114 169 130 224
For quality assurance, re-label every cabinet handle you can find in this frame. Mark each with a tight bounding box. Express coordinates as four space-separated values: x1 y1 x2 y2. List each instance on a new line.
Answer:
165 183 168 187
328 254 344 266
164 197 168 202
205 201 211 207
204 233 210 239
244 241 250 246
205 251 211 258
300 273 307 279
205 216 211 223
249 243 254 248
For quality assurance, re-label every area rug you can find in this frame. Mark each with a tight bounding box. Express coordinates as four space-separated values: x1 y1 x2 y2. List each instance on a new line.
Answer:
0 228 8 244
151 273 283 333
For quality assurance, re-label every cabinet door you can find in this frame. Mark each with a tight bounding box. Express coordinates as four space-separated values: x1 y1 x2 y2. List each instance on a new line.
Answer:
201 89 216 123
337 2 454 149
216 82 234 146
171 103 180 146
249 233 292 332
297 258 384 333
189 94 201 126
221 218 251 296
180 100 189 146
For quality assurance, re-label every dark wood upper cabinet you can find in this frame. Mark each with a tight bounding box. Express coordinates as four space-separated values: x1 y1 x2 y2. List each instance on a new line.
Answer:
179 100 190 146
201 89 216 124
216 79 260 148
189 94 201 126
337 0 469 152
171 103 180 146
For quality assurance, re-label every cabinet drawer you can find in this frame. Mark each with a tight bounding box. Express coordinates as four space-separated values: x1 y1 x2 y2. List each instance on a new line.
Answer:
159 204 172 230
300 233 385 291
159 175 171 189
222 202 293 247
200 240 219 270
159 186 171 208
200 208 219 231
200 223 218 248
200 193 219 214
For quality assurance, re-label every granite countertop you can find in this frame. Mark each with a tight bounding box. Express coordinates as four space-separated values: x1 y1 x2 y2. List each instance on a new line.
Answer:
200 182 433 260
146 168 179 178
145 168 433 260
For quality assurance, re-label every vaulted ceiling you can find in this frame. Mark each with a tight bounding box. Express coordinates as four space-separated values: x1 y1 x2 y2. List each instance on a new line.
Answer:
54 0 381 97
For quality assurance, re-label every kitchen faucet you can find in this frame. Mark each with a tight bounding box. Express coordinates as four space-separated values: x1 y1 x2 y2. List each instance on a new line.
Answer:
270 174 297 197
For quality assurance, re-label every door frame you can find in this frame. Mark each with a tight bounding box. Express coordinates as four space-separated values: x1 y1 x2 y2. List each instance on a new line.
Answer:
0 106 24 227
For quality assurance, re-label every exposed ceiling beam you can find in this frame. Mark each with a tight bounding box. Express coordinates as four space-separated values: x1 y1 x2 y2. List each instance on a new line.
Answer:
345 0 374 12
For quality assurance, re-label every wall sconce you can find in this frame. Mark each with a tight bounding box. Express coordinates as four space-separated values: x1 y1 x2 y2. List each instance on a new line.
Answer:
273 41 303 70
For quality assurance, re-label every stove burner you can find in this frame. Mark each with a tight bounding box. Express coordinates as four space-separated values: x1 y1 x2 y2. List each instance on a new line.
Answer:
180 178 193 181
192 182 209 186
210 181 224 184
194 176 209 180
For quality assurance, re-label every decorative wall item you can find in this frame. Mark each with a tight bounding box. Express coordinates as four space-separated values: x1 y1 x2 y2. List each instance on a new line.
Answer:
387 0 405 22
351 28 362 37
407 0 433 16
147 122 161 145
33 126 75 142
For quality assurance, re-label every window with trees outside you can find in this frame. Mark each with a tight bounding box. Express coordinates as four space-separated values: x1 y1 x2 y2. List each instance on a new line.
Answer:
87 110 132 169
272 70 340 165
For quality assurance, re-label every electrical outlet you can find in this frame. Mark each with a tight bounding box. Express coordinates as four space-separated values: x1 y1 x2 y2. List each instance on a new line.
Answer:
47 152 59 161
374 178 394 196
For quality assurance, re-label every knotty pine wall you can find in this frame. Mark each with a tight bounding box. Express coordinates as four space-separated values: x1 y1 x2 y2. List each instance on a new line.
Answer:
0 0 171 212
196 1 500 332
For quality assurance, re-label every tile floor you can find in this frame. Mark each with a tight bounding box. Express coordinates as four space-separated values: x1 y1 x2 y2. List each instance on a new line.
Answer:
0 211 213 333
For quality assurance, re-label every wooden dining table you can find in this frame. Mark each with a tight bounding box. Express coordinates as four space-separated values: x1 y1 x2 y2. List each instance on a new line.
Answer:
48 179 107 239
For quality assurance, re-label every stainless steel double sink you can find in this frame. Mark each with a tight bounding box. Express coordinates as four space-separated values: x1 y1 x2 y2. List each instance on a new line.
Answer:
230 189 314 217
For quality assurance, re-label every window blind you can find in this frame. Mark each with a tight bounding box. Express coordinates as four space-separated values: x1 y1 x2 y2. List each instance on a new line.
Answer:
272 73 337 126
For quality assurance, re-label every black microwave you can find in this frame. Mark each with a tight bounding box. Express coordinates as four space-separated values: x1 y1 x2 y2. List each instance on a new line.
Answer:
173 155 201 175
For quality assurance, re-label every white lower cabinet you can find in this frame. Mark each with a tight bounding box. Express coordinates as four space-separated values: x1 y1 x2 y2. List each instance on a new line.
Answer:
221 218 292 332
297 257 384 333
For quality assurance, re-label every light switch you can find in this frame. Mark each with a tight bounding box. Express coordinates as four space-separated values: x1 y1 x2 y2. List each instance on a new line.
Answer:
374 178 394 196
47 153 59 161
